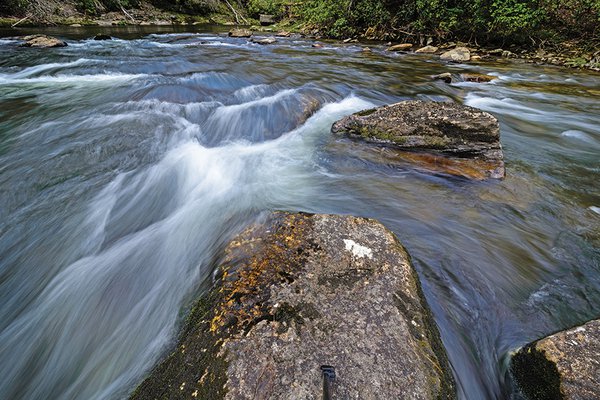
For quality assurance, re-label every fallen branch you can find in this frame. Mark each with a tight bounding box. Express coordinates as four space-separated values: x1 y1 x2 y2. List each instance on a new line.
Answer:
224 0 248 25
11 16 29 27
120 6 136 23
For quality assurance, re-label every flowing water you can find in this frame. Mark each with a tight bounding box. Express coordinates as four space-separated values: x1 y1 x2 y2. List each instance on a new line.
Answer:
0 25 599 399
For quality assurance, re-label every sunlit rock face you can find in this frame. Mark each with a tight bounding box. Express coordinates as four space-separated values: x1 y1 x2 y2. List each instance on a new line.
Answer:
130 212 456 400
331 100 505 180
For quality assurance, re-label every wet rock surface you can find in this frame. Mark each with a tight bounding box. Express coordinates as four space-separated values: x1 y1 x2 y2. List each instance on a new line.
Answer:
461 73 496 83
20 35 67 48
130 212 456 400
511 319 600 400
331 100 505 179
251 37 277 45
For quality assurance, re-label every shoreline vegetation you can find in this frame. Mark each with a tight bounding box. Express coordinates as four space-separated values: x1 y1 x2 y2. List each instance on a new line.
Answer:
1 0 599 71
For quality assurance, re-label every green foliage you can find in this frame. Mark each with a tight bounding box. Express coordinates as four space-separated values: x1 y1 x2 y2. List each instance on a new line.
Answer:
0 0 30 16
300 0 391 37
246 0 284 18
75 0 142 15
149 0 219 14
296 0 599 43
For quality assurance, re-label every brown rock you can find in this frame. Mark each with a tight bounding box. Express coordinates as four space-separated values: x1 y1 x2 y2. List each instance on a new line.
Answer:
331 100 505 179
440 47 470 62
415 45 439 53
461 73 496 83
511 319 600 399
259 14 275 26
432 72 452 83
228 28 252 38
387 43 413 51
20 35 67 48
275 31 291 37
130 212 456 399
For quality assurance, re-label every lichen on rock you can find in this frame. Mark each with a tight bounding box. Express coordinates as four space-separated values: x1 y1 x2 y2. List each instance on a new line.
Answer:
130 212 456 399
331 100 505 179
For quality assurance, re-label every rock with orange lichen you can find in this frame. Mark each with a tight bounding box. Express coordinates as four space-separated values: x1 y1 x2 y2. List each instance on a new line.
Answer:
331 100 505 180
130 212 456 400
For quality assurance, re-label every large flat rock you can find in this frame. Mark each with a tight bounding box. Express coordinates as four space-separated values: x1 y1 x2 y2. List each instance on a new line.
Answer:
511 319 600 399
130 212 456 399
331 100 505 179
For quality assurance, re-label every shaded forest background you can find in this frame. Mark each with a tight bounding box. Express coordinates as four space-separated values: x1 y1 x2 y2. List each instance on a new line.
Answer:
1 0 599 46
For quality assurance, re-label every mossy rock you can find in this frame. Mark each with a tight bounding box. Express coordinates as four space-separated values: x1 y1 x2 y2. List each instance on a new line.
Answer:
511 319 600 399
331 100 505 179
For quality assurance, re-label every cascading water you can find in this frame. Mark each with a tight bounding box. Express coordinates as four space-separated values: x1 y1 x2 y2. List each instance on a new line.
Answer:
0 27 599 399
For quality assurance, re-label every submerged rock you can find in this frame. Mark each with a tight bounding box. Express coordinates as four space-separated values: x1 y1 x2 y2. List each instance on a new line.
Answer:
228 28 252 38
20 35 67 48
331 100 505 179
511 319 600 399
130 212 456 399
440 47 470 62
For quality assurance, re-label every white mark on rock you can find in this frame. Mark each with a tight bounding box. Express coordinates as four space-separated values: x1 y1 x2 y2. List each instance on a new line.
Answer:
589 206 600 215
343 239 373 259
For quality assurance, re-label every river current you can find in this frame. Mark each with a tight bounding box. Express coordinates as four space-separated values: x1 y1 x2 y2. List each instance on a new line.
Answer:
0 25 599 399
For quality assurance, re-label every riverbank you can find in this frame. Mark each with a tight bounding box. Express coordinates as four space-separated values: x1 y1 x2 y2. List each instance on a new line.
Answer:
2 15 598 72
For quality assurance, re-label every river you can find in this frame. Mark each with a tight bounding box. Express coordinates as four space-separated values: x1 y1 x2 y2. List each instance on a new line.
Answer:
0 25 599 399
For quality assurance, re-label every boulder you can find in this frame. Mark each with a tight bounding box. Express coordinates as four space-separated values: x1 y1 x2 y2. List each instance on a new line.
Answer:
251 37 277 45
275 31 291 37
461 73 496 83
130 212 456 400
511 319 600 399
415 45 439 53
93 34 112 41
331 100 505 179
228 28 252 38
432 72 452 83
20 35 67 48
387 43 413 51
440 47 470 62
259 14 275 26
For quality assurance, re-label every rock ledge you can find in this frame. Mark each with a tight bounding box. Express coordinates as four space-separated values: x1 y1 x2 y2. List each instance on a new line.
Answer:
131 212 456 399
